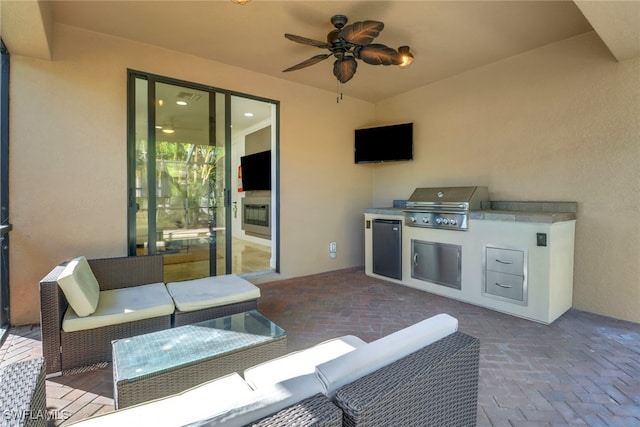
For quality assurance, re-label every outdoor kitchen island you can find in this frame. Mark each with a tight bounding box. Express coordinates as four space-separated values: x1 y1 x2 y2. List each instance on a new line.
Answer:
364 200 576 324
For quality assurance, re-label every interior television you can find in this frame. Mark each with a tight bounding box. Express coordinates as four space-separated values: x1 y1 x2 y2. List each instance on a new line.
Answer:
354 122 413 164
240 150 271 191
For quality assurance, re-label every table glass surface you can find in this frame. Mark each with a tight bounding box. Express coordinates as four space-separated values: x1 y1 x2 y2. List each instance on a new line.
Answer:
113 310 285 381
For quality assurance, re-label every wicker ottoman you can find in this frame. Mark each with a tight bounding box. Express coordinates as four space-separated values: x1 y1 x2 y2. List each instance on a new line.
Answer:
0 358 47 427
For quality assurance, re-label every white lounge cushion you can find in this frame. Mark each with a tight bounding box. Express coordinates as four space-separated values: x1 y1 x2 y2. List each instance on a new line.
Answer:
70 373 324 427
166 274 260 312
244 335 366 390
62 282 175 332
56 256 100 317
69 373 254 426
188 374 325 427
315 313 458 397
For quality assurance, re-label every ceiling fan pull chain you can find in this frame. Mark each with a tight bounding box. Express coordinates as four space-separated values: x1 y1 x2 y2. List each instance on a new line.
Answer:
336 81 344 103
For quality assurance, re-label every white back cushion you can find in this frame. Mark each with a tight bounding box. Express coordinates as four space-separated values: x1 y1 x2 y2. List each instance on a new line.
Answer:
56 256 100 317
315 313 458 397
244 335 366 390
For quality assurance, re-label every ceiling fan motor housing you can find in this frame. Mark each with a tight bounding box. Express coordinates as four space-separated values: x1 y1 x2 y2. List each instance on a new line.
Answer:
330 15 348 29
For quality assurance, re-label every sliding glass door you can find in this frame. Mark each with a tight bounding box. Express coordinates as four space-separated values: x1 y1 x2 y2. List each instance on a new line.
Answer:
128 71 278 281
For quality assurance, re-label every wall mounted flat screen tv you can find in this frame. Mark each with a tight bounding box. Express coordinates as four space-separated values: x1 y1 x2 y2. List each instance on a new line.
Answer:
240 150 271 191
354 122 413 164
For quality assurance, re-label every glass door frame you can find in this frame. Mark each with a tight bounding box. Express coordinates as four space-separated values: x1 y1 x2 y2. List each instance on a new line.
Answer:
0 40 9 336
126 69 280 275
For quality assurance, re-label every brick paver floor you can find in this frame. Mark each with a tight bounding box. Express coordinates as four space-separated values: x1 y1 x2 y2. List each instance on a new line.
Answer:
2 267 639 426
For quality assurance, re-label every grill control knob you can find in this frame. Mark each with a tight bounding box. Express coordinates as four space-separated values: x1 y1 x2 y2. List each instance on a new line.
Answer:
443 218 450 225
409 216 417 223
422 217 429 224
435 217 443 224
450 218 457 226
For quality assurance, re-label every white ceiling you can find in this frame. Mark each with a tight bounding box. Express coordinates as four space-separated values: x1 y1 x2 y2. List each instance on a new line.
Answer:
2 1 639 104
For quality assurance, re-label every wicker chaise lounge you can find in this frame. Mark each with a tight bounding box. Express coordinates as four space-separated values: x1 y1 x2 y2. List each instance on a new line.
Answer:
40 255 260 375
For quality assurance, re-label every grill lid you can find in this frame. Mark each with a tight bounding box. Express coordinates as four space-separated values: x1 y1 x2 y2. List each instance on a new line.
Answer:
406 186 489 210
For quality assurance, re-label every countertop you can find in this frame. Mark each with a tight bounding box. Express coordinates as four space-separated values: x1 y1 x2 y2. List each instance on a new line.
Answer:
365 201 577 224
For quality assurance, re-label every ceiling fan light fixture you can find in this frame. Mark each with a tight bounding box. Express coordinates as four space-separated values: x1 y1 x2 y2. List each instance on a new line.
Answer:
398 46 414 68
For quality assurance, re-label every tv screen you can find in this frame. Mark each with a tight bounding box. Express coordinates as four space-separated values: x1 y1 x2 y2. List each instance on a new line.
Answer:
354 122 413 164
240 150 271 191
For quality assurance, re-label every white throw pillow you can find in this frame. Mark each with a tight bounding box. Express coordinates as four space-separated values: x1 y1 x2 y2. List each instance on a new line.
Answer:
315 313 458 397
56 256 100 317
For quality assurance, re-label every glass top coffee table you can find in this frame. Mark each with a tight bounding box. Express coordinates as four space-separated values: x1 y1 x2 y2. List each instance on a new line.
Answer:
112 310 286 409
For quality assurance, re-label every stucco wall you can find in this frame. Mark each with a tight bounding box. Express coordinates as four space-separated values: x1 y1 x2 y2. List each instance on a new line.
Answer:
9 24 374 325
9 26 639 326
373 32 640 324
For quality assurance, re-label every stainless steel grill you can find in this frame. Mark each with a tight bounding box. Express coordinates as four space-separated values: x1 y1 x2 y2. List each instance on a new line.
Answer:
404 186 489 231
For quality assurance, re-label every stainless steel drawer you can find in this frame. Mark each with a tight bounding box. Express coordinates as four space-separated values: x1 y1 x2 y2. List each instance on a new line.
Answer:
485 271 525 302
486 247 524 276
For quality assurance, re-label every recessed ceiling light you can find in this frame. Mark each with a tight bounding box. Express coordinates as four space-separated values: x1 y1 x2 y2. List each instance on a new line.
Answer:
176 101 188 106
155 125 162 129
162 128 175 134
244 112 254 117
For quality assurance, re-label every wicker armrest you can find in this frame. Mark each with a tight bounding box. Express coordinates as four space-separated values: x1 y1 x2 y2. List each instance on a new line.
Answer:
333 331 480 427
40 264 69 374
0 358 47 427
249 394 343 427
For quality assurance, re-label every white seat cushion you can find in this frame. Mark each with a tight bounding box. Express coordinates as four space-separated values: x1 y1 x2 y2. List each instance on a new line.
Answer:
190 374 325 427
69 373 254 426
69 374 324 427
166 275 260 312
244 335 366 390
315 313 458 397
56 256 100 317
62 282 175 332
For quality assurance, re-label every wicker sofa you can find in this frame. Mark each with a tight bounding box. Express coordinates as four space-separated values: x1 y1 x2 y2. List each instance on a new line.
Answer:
69 314 480 426
39 255 259 375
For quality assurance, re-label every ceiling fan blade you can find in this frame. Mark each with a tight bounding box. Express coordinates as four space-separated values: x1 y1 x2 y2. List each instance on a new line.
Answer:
357 44 403 66
284 34 331 49
339 21 384 45
333 57 358 83
283 54 331 72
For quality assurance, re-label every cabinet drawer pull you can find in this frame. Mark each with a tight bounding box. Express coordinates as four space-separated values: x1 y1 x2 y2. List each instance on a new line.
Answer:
495 282 513 289
496 259 512 264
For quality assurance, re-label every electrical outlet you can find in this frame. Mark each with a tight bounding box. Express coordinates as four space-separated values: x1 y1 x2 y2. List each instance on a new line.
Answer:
329 242 337 253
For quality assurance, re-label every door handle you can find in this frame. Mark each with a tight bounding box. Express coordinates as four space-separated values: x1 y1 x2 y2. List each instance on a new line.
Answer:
495 282 513 289
496 259 512 264
413 253 418 265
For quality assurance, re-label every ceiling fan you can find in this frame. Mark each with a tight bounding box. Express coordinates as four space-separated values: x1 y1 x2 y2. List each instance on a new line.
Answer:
283 14 412 84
